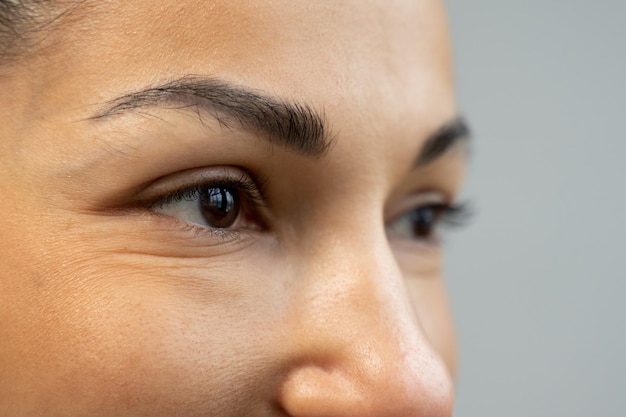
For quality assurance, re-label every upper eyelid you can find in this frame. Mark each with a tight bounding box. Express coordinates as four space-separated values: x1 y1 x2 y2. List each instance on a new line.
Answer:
137 166 266 204
384 190 450 222
149 178 262 207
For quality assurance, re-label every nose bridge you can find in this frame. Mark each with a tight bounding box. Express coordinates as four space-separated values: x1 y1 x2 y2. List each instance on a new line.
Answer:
297 236 421 355
278 234 454 416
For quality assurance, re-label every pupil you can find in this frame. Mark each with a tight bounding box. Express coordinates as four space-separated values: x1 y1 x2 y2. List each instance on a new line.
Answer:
200 186 240 228
412 206 436 237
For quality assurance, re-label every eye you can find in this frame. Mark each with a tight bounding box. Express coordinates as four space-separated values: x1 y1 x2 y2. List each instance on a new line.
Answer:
144 169 266 234
199 186 240 228
387 201 469 241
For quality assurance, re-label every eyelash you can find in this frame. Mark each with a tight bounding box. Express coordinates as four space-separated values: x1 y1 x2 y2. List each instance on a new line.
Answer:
151 175 263 208
398 202 471 241
146 171 267 239
145 173 470 242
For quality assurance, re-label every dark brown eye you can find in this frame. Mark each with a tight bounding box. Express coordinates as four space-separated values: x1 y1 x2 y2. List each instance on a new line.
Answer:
389 204 449 239
200 186 240 228
387 200 470 242
408 205 443 238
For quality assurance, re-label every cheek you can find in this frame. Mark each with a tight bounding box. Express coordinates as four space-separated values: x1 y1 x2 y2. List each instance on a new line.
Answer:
0 239 286 415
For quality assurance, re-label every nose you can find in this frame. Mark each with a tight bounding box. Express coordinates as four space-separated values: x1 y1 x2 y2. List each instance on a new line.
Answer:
276 237 454 417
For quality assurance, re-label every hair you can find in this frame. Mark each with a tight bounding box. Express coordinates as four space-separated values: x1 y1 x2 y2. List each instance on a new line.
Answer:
0 0 70 62
1 1 34 59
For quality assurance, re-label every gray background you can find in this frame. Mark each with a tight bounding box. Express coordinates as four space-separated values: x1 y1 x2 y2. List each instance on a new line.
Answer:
444 1 626 416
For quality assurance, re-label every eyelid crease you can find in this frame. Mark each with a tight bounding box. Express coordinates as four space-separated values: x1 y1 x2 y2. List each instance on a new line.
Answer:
385 190 449 222
136 166 268 207
148 175 265 211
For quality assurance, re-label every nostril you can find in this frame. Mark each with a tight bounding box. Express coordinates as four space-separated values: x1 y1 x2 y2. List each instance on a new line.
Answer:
278 364 361 417
277 351 454 417
275 240 455 416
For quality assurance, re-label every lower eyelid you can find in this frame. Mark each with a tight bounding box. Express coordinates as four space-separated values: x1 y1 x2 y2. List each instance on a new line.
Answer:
148 209 245 243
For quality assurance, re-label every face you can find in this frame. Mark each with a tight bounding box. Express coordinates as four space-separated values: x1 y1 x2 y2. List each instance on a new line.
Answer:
0 0 466 415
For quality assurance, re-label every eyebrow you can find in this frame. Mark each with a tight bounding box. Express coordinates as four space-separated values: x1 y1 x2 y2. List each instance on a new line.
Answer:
90 76 330 156
415 117 470 167
91 76 469 162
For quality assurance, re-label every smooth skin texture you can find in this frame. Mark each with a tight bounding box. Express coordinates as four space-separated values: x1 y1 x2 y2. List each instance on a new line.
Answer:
0 0 465 415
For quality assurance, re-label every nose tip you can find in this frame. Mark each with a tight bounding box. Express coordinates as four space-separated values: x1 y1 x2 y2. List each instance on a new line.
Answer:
278 344 454 417
276 259 455 417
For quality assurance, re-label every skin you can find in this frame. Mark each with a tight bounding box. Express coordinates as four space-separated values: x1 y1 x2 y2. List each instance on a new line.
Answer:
0 0 465 415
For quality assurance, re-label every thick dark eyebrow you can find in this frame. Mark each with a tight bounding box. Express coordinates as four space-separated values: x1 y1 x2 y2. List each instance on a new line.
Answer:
414 117 470 167
90 75 468 162
90 76 331 157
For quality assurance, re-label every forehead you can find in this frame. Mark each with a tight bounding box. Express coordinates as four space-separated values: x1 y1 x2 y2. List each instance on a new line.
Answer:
19 0 455 169
37 1 450 96
63 1 450 70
